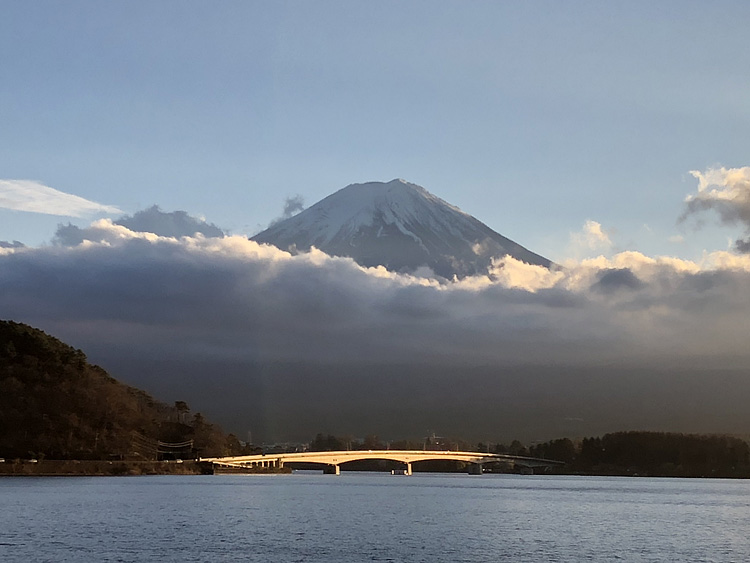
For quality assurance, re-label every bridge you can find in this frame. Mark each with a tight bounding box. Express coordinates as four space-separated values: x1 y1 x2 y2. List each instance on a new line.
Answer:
202 450 563 475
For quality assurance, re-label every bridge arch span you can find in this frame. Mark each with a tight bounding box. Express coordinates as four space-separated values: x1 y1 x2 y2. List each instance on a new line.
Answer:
203 450 561 475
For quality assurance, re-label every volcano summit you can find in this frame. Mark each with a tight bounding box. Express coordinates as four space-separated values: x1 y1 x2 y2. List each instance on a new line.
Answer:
252 179 550 278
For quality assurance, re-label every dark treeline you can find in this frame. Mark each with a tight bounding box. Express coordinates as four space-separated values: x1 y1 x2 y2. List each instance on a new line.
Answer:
523 433 750 477
310 432 483 453
0 320 250 460
309 433 418 452
570 432 750 478
307 431 750 478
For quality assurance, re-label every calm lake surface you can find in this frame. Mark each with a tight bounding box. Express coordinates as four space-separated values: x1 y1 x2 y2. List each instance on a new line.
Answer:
2 472 750 562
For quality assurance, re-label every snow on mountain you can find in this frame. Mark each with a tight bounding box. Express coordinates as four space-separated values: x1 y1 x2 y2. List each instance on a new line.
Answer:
252 179 551 278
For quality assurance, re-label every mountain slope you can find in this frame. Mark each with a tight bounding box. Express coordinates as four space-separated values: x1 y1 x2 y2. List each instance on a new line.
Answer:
252 179 551 278
0 320 242 459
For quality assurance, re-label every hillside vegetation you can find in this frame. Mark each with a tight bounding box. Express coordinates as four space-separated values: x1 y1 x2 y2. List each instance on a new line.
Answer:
0 320 244 460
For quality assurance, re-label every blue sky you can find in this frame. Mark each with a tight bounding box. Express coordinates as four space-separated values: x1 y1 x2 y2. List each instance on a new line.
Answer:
2 1 750 260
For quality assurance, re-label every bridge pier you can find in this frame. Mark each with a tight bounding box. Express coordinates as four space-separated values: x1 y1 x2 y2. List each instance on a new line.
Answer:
323 464 340 475
468 463 483 475
406 462 412 476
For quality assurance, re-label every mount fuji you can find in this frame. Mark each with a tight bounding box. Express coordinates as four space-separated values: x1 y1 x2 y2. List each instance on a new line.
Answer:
252 179 551 278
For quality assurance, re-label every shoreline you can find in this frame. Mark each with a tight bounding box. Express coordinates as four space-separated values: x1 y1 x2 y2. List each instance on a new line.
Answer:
0 459 288 476
0 460 213 476
1 460 747 479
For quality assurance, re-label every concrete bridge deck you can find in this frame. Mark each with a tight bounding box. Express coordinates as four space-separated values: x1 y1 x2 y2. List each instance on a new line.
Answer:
203 450 562 475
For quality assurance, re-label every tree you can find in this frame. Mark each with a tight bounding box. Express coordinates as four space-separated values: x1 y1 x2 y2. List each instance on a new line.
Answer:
508 440 528 456
174 401 190 423
362 434 384 450
309 433 345 451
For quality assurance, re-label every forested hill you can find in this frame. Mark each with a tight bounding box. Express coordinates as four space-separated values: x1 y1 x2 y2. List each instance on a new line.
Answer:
0 320 244 460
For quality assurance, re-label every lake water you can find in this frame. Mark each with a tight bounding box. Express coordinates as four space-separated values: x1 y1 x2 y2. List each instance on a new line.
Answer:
2 472 750 562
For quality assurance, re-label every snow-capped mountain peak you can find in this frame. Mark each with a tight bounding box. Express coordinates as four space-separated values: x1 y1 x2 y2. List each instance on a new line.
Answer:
252 179 550 278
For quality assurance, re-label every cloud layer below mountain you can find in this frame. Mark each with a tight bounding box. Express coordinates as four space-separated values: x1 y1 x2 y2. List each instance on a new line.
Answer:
3 223 749 366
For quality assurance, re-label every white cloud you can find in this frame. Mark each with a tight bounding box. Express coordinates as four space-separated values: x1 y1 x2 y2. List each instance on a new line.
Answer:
681 166 750 253
682 166 750 227
487 256 564 292
52 207 225 246
0 179 121 217
5 219 750 367
53 218 162 246
567 219 613 259
115 205 224 238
